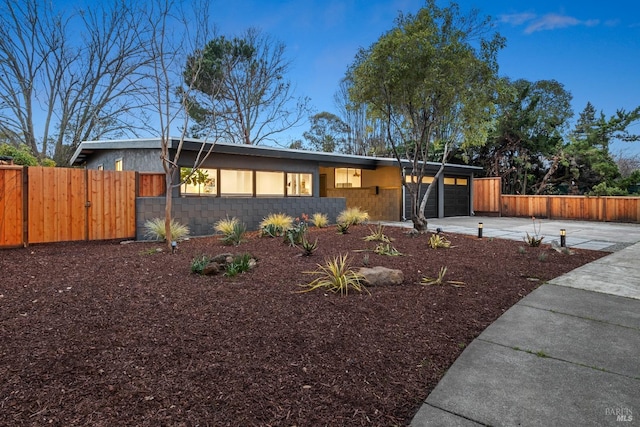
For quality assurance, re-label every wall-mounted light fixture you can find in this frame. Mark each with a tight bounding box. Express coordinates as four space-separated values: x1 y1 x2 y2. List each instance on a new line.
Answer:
478 222 483 238
560 229 566 247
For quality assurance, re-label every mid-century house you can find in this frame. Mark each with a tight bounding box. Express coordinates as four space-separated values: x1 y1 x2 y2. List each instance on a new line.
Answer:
70 138 481 239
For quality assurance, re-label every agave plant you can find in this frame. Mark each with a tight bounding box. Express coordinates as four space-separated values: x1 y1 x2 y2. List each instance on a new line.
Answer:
363 224 392 243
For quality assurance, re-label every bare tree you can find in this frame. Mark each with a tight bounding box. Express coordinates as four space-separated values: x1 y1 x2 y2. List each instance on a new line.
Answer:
185 27 311 145
138 0 223 250
334 77 387 156
0 0 151 164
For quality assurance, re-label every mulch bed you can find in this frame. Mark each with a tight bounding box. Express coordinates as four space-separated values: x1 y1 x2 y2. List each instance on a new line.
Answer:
0 224 607 426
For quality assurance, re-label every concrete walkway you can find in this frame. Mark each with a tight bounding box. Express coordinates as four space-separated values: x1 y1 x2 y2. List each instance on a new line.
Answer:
407 217 640 426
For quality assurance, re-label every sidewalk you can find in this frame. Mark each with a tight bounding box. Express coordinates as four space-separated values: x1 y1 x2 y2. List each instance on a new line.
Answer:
408 217 640 426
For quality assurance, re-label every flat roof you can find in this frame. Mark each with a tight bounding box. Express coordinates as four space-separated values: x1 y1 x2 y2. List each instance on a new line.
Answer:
70 137 481 173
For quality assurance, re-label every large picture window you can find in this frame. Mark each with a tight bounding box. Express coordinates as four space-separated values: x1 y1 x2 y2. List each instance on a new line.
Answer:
220 169 253 196
181 168 217 196
335 168 361 188
287 173 312 196
256 171 285 196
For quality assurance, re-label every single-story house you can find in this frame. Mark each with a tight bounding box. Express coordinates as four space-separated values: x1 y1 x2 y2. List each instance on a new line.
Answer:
70 138 481 239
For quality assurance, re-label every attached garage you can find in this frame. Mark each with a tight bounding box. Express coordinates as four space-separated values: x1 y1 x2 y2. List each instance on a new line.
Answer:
402 166 479 220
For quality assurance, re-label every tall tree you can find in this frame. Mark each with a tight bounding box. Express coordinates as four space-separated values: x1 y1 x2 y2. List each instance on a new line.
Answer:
303 112 349 153
184 28 311 145
470 78 573 195
553 104 640 193
0 0 151 164
334 77 387 156
349 0 504 231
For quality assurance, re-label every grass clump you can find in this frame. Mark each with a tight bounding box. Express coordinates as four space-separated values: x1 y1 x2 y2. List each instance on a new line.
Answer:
144 217 190 241
260 213 293 237
310 212 329 228
214 216 246 246
300 254 368 296
337 207 369 226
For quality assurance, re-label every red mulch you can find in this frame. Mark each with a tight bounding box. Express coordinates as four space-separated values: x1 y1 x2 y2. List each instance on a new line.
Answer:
0 224 607 426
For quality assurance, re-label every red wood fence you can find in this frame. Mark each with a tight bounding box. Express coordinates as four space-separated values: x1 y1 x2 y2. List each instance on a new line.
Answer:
473 176 640 222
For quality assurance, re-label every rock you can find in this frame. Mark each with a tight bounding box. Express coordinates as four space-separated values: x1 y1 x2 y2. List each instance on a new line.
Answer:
202 261 222 275
358 266 404 286
210 253 233 264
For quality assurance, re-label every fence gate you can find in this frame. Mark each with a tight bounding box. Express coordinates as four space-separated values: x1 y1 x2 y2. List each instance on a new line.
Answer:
0 166 136 247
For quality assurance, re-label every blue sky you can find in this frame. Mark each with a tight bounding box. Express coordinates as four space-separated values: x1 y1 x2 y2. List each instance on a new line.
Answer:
210 0 640 155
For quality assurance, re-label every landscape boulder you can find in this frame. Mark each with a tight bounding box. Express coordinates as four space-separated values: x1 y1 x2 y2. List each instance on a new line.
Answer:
358 266 404 286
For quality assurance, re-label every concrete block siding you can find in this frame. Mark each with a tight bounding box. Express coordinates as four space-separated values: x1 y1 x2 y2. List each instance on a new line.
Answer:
136 196 347 240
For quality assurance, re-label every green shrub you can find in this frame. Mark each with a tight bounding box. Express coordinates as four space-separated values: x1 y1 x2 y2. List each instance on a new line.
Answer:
284 216 308 246
191 254 211 274
260 213 293 237
337 207 369 226
310 212 329 228
144 217 190 241
300 254 368 296
224 253 253 277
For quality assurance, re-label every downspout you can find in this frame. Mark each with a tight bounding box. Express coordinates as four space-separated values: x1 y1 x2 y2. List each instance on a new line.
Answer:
401 167 407 221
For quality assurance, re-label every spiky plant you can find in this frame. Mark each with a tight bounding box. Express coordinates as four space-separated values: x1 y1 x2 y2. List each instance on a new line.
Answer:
336 222 350 234
300 254 368 296
428 234 451 249
144 218 190 241
363 224 392 243
214 216 239 235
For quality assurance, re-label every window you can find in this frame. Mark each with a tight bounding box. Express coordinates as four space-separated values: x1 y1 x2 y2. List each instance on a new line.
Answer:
181 168 217 196
405 175 434 184
287 173 312 196
114 158 123 171
256 171 285 196
97 164 104 171
220 169 253 196
335 168 361 188
444 177 456 185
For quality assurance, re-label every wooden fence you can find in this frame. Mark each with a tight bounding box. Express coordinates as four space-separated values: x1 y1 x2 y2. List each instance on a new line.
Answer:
1 166 139 247
473 176 640 222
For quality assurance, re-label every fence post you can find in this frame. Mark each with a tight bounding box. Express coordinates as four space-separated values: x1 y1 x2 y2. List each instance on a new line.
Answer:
23 166 29 246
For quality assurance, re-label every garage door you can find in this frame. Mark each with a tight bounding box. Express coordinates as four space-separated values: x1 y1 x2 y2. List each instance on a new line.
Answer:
404 180 437 219
443 176 470 217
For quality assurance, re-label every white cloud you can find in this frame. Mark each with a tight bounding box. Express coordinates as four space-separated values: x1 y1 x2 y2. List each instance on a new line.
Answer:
524 13 600 34
499 13 537 26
